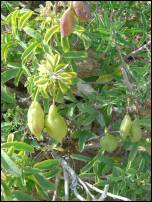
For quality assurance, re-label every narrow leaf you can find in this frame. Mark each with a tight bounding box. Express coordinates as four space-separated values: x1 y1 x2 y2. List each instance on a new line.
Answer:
21 41 39 64
18 10 33 29
1 141 34 152
1 149 21 177
34 159 59 170
44 25 59 44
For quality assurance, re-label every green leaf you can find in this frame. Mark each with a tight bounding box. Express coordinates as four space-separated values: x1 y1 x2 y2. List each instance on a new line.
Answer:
96 74 113 82
1 122 12 137
42 42 53 54
23 26 42 41
78 136 86 152
21 41 39 64
97 113 106 128
74 31 91 49
44 168 61 179
44 25 59 44
14 68 23 86
63 51 88 59
35 184 49 201
139 116 151 129
23 167 40 176
1 181 12 201
70 154 92 162
73 130 95 152
11 9 19 35
53 54 61 66
34 173 55 190
1 85 16 104
77 103 92 113
81 113 96 126
61 36 70 52
13 191 35 201
58 80 68 94
1 141 34 152
81 156 98 173
2 68 19 84
34 159 59 170
1 41 16 62
127 144 138 170
18 10 33 29
54 63 69 72
1 149 21 177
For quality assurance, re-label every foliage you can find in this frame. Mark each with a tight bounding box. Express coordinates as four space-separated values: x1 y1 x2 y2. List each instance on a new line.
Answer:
1 1 151 201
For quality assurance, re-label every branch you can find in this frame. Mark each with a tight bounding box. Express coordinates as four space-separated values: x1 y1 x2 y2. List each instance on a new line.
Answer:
78 178 96 200
51 150 132 201
86 182 131 201
124 41 151 62
63 169 69 201
97 184 109 201
52 174 60 201
51 151 86 201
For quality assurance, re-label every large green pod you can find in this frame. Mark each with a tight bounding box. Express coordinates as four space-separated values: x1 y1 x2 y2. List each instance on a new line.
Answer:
130 118 142 142
45 104 67 142
120 114 132 140
27 101 44 139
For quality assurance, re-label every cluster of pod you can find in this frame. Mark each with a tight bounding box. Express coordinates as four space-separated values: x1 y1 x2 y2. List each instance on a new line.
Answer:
60 1 90 37
27 101 67 142
100 114 142 153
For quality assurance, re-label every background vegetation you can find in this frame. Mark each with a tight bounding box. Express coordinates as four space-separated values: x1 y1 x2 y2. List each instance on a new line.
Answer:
1 1 151 201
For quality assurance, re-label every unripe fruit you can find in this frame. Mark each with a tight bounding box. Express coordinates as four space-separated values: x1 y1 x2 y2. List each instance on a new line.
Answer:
60 7 76 37
45 104 67 142
120 114 132 140
100 135 118 152
27 101 44 139
130 118 142 142
72 1 90 21
7 133 14 142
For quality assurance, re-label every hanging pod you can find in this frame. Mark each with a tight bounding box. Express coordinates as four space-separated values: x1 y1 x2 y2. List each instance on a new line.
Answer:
72 1 90 21
60 7 76 37
45 104 67 142
130 118 142 142
120 114 132 140
27 101 44 139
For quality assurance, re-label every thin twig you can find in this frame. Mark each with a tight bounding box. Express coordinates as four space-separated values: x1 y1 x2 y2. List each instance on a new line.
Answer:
51 151 132 201
78 178 96 200
86 182 131 201
63 169 69 201
52 174 61 201
97 184 109 201
124 41 151 62
51 151 86 201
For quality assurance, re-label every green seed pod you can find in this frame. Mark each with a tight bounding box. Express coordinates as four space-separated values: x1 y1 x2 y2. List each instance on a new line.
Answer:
72 1 90 21
130 118 142 142
7 133 14 142
27 101 44 139
45 104 67 142
120 114 132 140
100 135 118 152
60 7 76 37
